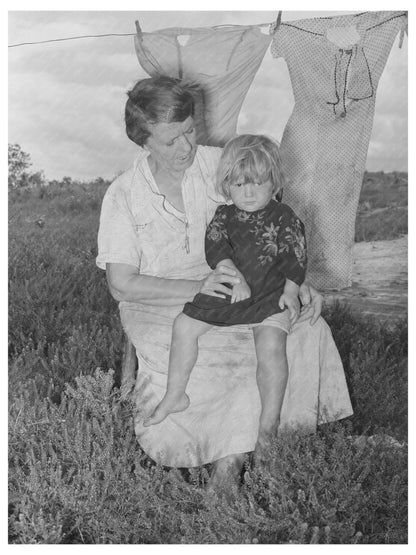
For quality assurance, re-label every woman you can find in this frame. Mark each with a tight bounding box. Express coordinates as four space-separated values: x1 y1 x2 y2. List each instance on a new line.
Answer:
97 76 353 485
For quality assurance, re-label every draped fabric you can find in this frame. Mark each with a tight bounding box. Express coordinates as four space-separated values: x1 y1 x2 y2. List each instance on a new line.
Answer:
270 11 407 289
134 25 272 146
121 302 353 467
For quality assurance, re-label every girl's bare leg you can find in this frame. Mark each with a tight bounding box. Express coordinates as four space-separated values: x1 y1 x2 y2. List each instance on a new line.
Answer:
252 326 288 456
144 314 212 426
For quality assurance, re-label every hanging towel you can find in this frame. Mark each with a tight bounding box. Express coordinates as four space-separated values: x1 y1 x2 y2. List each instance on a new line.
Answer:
271 11 407 289
134 25 272 146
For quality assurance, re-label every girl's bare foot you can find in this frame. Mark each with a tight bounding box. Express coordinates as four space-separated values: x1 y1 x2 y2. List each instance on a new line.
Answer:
144 393 190 426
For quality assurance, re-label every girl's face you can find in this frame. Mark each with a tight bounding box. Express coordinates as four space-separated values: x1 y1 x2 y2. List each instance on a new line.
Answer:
229 179 275 212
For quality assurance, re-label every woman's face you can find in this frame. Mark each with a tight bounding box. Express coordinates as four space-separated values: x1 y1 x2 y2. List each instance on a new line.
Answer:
145 116 197 173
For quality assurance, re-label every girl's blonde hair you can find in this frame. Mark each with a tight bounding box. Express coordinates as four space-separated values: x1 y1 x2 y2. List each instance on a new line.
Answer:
217 134 285 200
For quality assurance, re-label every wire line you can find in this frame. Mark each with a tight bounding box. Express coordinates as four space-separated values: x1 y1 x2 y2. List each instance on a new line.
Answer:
8 32 136 48
8 22 274 48
11 13 401 49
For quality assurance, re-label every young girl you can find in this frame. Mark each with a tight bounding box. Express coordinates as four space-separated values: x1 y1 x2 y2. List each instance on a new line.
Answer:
144 134 307 450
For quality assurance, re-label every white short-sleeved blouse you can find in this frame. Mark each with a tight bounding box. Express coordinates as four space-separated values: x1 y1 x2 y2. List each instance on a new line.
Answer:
97 145 223 281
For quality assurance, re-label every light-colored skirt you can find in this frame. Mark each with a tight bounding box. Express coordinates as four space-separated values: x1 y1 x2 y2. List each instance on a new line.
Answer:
120 302 353 467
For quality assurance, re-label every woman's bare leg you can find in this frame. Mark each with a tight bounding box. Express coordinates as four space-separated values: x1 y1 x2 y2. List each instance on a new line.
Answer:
252 326 288 456
208 453 246 491
144 313 212 426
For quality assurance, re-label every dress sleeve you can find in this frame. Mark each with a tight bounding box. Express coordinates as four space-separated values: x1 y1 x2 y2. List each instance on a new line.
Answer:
96 189 142 271
204 205 233 269
277 206 307 285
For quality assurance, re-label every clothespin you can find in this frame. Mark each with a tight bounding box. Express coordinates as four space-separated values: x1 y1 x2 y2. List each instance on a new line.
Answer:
275 11 282 32
399 15 408 48
135 20 142 34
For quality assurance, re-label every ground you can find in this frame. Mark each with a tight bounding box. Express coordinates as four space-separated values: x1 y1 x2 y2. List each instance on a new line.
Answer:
325 236 407 322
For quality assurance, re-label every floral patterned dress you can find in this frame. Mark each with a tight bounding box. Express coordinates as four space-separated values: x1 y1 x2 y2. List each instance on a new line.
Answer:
183 200 307 326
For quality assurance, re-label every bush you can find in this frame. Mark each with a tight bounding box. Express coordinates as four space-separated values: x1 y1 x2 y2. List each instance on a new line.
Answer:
354 172 408 241
359 172 407 210
355 207 407 242
8 174 407 544
8 370 407 544
323 304 407 441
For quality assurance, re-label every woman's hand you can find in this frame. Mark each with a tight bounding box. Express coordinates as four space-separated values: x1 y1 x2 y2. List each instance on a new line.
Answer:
279 280 300 325
299 282 323 325
199 264 241 299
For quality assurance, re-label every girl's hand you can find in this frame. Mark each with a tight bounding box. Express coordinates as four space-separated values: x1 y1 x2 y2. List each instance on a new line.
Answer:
199 264 241 299
279 293 300 325
231 281 251 304
299 282 323 325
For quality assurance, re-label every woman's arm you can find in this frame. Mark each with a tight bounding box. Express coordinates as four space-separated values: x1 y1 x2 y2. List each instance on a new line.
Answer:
106 263 241 306
106 263 200 306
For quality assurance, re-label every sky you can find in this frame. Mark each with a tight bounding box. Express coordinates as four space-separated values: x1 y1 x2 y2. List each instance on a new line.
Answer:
8 6 409 181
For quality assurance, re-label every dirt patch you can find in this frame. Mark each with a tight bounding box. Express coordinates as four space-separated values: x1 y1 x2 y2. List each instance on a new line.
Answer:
324 236 407 322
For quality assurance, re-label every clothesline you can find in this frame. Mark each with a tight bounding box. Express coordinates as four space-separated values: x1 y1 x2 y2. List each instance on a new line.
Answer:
10 11 406 49
8 32 136 48
8 21 274 49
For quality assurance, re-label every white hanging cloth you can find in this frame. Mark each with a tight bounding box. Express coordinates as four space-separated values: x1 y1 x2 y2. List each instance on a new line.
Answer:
134 25 272 146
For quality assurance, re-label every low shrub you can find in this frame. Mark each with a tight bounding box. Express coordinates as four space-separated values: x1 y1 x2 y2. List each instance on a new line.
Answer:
8 370 407 544
355 207 407 242
8 174 408 544
324 304 407 441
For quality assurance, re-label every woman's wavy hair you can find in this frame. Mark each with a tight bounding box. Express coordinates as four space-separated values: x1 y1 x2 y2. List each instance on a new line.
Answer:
125 76 196 146
217 134 285 201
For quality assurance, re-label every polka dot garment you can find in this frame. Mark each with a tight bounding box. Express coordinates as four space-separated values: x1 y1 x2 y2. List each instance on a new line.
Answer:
271 11 407 289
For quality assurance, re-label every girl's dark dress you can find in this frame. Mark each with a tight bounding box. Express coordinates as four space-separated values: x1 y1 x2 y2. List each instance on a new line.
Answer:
183 199 307 326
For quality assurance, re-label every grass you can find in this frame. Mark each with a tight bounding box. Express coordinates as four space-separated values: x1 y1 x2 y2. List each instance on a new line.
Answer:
354 171 407 242
8 174 408 544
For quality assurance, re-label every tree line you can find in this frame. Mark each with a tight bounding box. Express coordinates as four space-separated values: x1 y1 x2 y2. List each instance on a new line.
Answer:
8 144 109 190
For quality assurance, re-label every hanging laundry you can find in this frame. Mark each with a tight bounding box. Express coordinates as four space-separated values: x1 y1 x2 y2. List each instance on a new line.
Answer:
271 11 407 289
134 25 272 146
